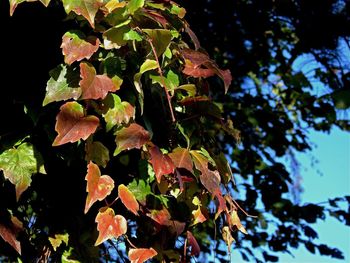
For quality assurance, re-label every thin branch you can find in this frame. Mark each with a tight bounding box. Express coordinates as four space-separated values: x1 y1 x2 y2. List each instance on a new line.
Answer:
124 235 137 249
232 199 258 218
107 240 126 263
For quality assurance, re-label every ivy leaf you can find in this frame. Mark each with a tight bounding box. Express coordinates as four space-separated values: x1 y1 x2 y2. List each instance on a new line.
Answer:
79 62 117 100
61 0 103 28
168 147 193 173
61 31 100 65
104 0 126 13
127 179 151 204
43 64 81 106
221 226 235 253
85 141 110 168
103 25 130 49
52 101 99 146
0 142 45 201
148 208 171 226
95 207 127 246
149 145 175 183
134 59 158 93
0 223 21 254
127 0 144 15
9 0 50 16
181 48 232 93
84 162 114 214
118 184 139 215
143 29 172 57
191 207 207 226
213 152 233 184
230 210 248 234
114 123 150 156
128 248 157 263
187 231 200 256
49 233 69 251
176 84 196 97
102 94 135 131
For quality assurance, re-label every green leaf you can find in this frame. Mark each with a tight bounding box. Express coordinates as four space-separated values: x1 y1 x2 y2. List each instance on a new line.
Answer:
123 29 143 41
103 26 130 49
85 141 110 168
127 179 151 204
176 84 196 97
134 59 158 93
62 248 81 263
143 29 173 57
61 0 103 27
0 142 45 201
43 65 81 106
150 70 179 92
330 88 350 109
102 94 135 131
127 0 144 15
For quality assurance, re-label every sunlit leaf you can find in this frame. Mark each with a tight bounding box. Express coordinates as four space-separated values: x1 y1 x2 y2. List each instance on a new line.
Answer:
0 223 21 254
128 248 157 263
104 0 126 13
127 0 144 15
9 0 50 16
187 231 200 256
168 147 193 173
84 162 114 214
0 142 45 200
118 184 139 215
127 179 151 204
134 59 158 93
114 123 150 156
61 31 100 65
49 233 69 251
230 210 247 234
95 207 127 246
192 206 207 226
149 145 175 183
79 62 116 100
52 101 99 146
221 226 235 253
85 141 110 168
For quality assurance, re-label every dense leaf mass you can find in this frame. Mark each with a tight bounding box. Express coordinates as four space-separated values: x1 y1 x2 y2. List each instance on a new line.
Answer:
0 0 349 262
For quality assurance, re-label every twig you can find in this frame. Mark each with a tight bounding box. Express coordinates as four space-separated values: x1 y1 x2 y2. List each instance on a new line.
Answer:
124 235 137 249
108 240 126 263
232 199 258 218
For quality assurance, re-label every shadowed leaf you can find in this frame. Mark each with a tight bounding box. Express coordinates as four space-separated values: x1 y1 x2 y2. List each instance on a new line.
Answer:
0 223 21 254
149 145 175 183
85 141 110 168
169 147 193 173
187 231 200 256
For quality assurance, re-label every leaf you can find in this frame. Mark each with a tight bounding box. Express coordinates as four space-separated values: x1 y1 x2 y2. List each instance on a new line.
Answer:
148 208 171 226
104 0 126 13
79 62 117 100
150 70 179 92
176 84 196 97
168 147 193 173
213 152 233 184
127 179 151 203
43 64 81 106
221 226 235 253
128 248 157 263
134 59 158 93
187 231 200 256
95 207 127 246
114 123 150 156
84 162 114 214
102 94 135 131
181 48 232 93
103 25 130 49
0 142 45 200
118 184 139 215
49 233 69 251
230 210 247 234
192 207 207 226
61 31 100 65
0 223 21 254
61 0 103 28
127 0 144 15
143 29 172 57
85 141 110 168
149 146 175 183
52 101 99 146
9 0 50 16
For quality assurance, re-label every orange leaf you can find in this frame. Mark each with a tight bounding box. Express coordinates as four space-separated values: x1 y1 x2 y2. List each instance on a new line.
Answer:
95 207 127 246
192 207 207 226
118 184 139 215
0 223 21 255
114 123 150 156
52 101 99 146
85 162 114 213
128 247 157 263
79 62 116 100
187 231 200 256
149 146 175 183
168 147 193 173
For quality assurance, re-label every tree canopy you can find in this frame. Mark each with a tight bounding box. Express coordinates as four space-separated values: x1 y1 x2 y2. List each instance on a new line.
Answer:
0 0 349 262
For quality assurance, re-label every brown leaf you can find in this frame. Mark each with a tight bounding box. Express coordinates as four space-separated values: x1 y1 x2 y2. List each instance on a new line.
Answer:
230 210 248 234
149 145 175 183
169 147 193 173
95 207 127 246
128 247 158 263
79 62 117 100
114 123 150 156
84 162 114 213
187 231 200 256
61 31 100 65
118 184 139 215
0 223 21 254
222 226 235 253
52 102 99 146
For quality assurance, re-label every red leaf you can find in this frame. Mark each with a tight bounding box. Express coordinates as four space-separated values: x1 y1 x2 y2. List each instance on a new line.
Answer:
128 247 158 263
114 123 150 156
52 101 99 146
181 48 232 93
61 31 100 65
144 9 169 27
0 223 21 254
118 184 139 215
79 62 116 100
169 147 193 173
192 207 207 225
95 207 127 246
187 231 200 256
148 208 171 226
149 145 175 183
84 162 114 213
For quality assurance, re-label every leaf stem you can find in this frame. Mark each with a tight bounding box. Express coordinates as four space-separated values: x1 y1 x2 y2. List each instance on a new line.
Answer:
232 199 258 218
124 235 137 249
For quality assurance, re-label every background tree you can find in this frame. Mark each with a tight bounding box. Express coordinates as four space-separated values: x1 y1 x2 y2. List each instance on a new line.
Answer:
0 0 349 263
